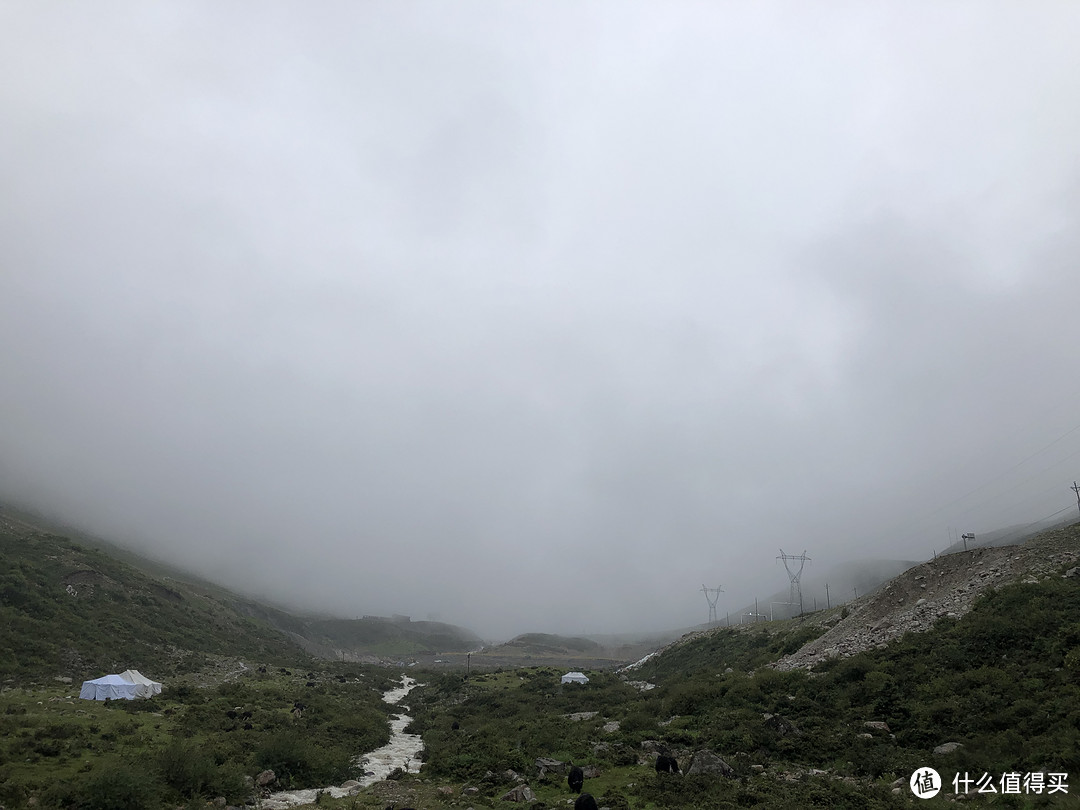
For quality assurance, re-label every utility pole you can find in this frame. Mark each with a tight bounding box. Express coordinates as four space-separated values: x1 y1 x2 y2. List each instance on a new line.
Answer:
1072 481 1080 516
962 532 975 552
701 585 723 625
778 549 811 616
825 583 831 609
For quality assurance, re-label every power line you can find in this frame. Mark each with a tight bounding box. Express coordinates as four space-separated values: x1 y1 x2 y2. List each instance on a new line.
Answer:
863 420 1080 553
927 421 1080 520
994 503 1079 545
943 445 1080 526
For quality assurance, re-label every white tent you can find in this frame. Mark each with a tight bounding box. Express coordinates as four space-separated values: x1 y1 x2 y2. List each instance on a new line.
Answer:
561 671 589 685
120 669 163 698
79 674 140 701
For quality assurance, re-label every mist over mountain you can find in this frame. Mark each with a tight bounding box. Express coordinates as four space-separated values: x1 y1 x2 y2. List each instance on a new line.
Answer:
3 3 1080 639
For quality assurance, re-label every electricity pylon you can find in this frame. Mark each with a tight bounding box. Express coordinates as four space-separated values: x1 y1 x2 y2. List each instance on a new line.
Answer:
777 549 810 615
701 585 723 625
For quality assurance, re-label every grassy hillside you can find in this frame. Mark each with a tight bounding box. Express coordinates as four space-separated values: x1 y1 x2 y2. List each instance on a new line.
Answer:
0 516 308 681
298 617 484 656
0 663 399 808
403 528 1080 809
0 506 488 678
6 502 1080 808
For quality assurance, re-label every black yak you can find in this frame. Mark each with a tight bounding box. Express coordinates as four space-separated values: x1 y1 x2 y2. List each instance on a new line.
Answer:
655 754 680 774
568 764 584 794
574 794 599 810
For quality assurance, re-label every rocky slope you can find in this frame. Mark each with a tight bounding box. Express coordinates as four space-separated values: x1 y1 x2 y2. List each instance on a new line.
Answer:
773 521 1080 670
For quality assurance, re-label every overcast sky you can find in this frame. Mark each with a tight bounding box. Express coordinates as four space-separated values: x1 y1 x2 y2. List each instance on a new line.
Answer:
3 3 1080 639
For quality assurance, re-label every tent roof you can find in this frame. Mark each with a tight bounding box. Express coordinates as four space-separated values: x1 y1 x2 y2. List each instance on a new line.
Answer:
85 674 132 686
120 669 160 686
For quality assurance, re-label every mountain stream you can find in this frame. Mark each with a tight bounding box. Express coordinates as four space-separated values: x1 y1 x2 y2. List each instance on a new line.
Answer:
261 675 423 808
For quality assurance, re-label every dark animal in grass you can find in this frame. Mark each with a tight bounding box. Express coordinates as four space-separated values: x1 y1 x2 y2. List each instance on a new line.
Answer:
568 764 584 794
655 754 681 774
575 794 599 810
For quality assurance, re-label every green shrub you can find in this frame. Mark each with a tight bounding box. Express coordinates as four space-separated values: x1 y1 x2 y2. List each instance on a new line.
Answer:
158 740 215 797
75 764 157 810
255 730 333 788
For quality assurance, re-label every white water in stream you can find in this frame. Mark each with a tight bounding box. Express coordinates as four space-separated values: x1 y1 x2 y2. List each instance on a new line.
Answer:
261 675 423 809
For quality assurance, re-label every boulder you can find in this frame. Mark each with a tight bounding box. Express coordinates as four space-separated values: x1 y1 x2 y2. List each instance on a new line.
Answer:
763 714 801 737
500 784 536 802
863 721 891 734
686 749 734 777
934 741 964 755
255 770 276 787
535 757 567 777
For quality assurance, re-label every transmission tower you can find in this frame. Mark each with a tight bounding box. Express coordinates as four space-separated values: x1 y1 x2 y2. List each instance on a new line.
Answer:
777 549 811 616
701 585 723 625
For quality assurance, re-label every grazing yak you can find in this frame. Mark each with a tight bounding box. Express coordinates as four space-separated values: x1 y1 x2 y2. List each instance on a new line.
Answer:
655 754 681 774
568 764 584 794
574 794 599 810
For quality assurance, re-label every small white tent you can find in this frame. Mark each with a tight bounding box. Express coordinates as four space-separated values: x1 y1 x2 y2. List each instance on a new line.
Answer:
561 671 589 685
120 670 162 698
79 674 140 701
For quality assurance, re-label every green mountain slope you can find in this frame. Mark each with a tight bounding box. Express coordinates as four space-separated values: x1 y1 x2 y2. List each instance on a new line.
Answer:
0 506 487 681
0 512 309 680
408 523 1080 809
